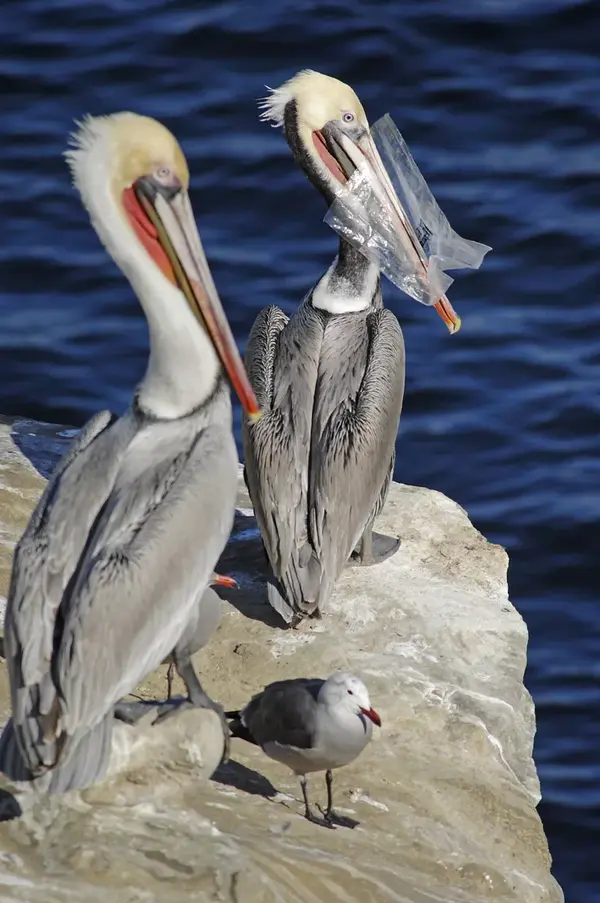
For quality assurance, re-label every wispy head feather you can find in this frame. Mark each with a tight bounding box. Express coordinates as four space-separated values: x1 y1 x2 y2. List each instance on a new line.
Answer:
257 70 366 138
64 114 116 193
258 69 322 127
63 112 188 204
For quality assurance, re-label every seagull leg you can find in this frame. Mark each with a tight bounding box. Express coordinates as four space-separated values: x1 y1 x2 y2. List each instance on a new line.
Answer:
322 769 359 829
154 653 230 761
325 768 334 816
348 525 400 568
299 775 335 829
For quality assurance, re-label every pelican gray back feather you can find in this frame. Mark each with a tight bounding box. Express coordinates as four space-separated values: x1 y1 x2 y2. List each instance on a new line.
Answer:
1 386 237 792
242 294 405 623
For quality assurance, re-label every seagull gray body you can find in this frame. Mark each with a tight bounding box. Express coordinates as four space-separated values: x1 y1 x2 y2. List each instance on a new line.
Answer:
227 671 381 827
0 112 260 793
242 73 407 625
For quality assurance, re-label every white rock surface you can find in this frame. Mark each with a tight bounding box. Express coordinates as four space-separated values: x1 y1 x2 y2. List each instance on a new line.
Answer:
0 417 563 903
1 705 225 803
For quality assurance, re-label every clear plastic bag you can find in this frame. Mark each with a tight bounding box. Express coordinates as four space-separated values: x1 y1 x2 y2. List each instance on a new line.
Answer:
324 114 491 306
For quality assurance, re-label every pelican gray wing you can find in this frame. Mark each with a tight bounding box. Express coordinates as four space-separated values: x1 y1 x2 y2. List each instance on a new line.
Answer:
4 410 134 774
243 301 404 623
4 402 237 780
241 305 290 546
243 305 289 411
309 308 405 600
242 303 325 617
371 446 395 523
57 411 236 740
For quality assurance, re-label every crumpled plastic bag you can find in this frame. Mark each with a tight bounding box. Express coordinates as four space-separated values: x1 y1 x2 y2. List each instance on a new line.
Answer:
324 114 491 305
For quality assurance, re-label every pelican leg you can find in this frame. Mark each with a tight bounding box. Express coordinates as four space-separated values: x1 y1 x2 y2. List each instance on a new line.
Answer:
166 662 175 701
299 775 335 829
321 769 359 829
153 654 230 761
348 525 400 567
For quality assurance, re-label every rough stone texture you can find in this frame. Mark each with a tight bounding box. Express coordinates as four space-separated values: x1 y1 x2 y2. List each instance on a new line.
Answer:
3 704 226 800
0 417 563 903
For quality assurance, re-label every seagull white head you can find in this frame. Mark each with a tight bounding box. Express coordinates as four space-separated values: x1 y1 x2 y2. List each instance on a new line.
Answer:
320 672 381 726
65 112 261 419
259 69 461 334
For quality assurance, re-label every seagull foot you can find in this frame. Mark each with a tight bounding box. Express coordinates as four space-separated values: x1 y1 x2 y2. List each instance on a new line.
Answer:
348 531 401 567
304 808 336 829
321 808 359 829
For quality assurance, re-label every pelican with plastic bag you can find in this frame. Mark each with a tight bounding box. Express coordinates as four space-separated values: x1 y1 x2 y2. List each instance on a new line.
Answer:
242 69 490 627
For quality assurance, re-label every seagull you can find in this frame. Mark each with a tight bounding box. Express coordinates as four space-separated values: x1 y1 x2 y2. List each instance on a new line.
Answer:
227 671 381 828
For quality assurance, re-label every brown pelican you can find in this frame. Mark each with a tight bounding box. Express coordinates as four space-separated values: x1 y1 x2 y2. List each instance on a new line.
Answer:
242 70 461 626
0 112 260 794
227 671 381 828
165 572 237 700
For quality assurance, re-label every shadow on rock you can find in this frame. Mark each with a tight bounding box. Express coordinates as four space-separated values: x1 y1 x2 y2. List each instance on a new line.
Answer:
215 510 288 630
212 758 279 800
0 788 22 822
9 419 75 480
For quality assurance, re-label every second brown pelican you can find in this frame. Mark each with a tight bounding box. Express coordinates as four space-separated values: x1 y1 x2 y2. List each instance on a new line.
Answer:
242 70 461 626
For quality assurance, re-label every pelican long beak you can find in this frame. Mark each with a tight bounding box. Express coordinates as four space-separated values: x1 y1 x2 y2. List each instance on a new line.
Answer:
131 181 262 419
317 123 461 335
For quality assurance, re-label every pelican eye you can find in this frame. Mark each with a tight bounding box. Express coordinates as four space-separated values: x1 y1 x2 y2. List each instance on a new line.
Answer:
140 166 182 201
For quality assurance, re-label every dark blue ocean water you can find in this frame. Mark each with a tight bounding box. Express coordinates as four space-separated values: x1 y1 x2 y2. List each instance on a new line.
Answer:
1 0 598 897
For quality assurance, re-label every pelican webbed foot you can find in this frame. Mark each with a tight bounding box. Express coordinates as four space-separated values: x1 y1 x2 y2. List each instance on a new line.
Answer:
348 528 400 567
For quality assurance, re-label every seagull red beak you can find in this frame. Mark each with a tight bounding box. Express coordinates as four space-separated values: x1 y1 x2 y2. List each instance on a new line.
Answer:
360 706 381 727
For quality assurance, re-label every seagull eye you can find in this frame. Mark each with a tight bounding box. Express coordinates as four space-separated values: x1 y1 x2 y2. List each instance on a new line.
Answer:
342 112 355 123
347 689 354 695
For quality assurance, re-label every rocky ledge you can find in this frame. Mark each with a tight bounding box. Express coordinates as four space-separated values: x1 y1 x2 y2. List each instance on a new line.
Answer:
0 416 563 903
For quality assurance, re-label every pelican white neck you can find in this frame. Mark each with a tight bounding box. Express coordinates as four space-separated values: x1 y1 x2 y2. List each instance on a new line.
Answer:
66 115 221 421
311 249 380 314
